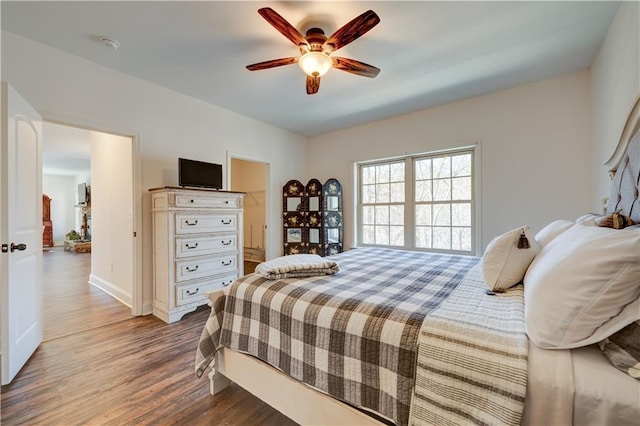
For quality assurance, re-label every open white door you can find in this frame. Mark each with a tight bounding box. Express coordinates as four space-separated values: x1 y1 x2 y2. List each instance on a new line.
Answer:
1 82 43 385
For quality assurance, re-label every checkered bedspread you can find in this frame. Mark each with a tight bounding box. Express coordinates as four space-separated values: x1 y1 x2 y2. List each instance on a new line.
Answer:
196 248 480 425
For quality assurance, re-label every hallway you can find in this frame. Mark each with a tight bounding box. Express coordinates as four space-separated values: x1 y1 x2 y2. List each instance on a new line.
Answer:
43 247 132 341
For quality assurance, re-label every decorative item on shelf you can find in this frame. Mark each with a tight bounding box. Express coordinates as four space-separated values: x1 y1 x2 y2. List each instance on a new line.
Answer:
80 207 91 240
74 184 92 241
282 178 343 256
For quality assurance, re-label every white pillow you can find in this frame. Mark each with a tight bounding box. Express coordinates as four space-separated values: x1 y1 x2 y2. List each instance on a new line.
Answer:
535 219 574 248
575 213 601 226
482 226 540 291
524 224 640 349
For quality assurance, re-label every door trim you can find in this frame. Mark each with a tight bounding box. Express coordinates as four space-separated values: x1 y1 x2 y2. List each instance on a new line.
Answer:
226 152 271 261
42 114 143 316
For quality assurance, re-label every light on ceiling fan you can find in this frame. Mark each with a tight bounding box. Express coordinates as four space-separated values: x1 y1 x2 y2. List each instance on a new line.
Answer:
298 52 332 77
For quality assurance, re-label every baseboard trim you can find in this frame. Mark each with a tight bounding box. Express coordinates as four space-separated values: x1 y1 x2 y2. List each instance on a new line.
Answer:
89 274 132 308
142 300 153 316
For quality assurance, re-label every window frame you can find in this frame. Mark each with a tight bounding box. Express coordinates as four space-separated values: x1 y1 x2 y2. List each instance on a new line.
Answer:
356 145 479 255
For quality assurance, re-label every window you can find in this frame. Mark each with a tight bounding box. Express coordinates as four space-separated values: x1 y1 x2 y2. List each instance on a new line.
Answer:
358 148 475 254
361 161 405 246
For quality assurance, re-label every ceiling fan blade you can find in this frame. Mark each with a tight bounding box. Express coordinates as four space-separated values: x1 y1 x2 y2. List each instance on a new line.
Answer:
246 57 298 71
324 10 380 52
258 8 309 48
306 76 320 95
332 57 380 78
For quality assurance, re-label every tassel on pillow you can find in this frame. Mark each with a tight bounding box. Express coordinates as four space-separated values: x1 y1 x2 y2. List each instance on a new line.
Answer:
517 228 530 249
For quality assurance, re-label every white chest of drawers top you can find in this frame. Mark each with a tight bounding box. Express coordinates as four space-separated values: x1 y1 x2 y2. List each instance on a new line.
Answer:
150 187 244 323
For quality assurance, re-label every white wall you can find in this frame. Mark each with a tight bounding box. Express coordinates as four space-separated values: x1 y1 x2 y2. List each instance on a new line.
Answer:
2 31 307 313
308 70 592 253
590 1 640 207
42 174 76 245
89 131 134 307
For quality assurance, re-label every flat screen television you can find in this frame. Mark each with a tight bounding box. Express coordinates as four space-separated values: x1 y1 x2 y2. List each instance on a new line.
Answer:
178 158 223 189
77 182 88 205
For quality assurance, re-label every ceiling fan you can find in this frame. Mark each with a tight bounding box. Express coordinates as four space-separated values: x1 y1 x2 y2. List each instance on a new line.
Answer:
246 7 381 95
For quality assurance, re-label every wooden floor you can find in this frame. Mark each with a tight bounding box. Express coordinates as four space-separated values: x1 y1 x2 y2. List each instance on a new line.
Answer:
1 247 296 425
42 247 133 341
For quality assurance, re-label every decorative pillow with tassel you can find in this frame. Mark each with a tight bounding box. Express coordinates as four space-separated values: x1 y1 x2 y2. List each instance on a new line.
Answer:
599 320 640 379
482 226 540 292
596 211 636 229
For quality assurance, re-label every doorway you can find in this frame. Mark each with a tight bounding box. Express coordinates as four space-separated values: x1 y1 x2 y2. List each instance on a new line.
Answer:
230 157 268 274
42 122 137 340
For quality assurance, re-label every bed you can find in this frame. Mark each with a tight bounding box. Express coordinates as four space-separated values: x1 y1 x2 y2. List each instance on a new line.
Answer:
195 95 640 426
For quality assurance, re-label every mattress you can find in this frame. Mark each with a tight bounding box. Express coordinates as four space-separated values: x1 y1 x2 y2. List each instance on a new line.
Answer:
197 248 528 425
524 341 639 425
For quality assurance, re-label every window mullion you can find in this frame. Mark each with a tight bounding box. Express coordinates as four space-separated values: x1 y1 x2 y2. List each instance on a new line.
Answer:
405 157 414 249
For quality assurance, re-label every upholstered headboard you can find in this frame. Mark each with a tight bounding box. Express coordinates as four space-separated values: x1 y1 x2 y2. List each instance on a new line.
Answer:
605 96 640 223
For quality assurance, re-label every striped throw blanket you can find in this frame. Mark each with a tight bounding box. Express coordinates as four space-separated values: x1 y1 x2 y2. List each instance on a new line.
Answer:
411 266 528 425
255 253 339 279
196 248 528 425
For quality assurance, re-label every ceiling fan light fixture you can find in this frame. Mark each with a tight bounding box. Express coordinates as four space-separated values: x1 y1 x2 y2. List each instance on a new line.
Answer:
298 52 332 77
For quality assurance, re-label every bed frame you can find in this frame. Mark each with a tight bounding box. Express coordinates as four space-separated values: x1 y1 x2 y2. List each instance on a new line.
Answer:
205 289 385 425
604 95 640 174
207 94 640 425
209 346 384 425
604 95 640 222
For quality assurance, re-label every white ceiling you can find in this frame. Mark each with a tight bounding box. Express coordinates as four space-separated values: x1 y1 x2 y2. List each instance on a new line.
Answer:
42 122 91 176
2 1 619 138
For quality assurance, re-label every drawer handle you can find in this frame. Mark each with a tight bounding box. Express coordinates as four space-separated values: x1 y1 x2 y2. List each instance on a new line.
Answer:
189 199 195 203
186 288 199 296
221 260 232 266
222 280 232 287
221 240 232 246
185 242 199 249
225 200 229 204
185 265 199 272
185 219 198 226
221 219 232 225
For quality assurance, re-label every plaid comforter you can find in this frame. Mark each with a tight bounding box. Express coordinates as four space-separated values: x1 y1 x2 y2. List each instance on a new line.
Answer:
196 248 480 425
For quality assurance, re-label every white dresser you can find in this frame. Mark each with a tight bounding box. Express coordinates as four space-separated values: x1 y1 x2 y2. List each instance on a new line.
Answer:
150 187 244 323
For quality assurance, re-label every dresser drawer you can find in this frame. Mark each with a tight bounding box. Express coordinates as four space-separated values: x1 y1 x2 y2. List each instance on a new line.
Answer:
175 213 238 234
176 274 236 306
175 234 237 258
175 194 240 209
175 253 237 282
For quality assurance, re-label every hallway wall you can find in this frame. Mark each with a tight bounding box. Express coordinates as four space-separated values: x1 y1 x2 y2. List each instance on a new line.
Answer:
89 131 134 307
43 174 76 245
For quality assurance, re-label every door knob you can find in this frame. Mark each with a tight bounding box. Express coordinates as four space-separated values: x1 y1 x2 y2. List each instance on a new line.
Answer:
10 243 27 252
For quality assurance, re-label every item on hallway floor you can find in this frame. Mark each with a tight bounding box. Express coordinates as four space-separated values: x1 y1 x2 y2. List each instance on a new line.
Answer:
243 261 259 275
64 239 91 253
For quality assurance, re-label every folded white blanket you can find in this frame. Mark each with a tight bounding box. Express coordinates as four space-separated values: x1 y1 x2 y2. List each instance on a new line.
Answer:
255 254 339 280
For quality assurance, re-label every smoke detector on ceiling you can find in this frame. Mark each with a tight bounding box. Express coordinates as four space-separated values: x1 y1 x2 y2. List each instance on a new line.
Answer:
100 37 120 50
